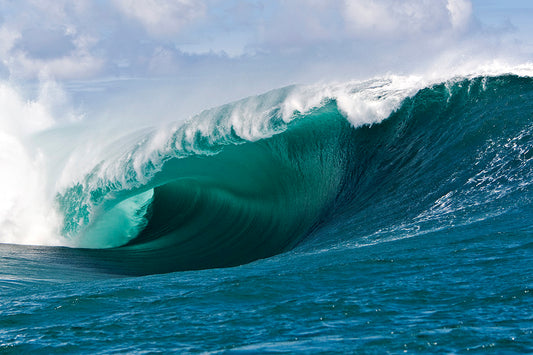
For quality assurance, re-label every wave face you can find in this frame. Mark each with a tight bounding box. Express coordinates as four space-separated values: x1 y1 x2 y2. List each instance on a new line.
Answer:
54 99 356 273
3 74 533 275
316 75 533 251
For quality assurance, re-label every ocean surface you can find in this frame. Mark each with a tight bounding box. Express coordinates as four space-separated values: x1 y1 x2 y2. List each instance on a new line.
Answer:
1 74 533 353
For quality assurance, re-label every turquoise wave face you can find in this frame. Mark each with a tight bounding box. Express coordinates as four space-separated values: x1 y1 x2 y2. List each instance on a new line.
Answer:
53 75 533 275
55 102 356 274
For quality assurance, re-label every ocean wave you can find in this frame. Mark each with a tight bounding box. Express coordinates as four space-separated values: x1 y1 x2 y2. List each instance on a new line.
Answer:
1 71 533 274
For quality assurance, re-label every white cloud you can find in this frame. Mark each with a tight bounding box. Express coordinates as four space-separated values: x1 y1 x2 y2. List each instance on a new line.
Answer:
343 0 468 38
0 1 104 79
112 0 206 37
0 27 21 56
447 0 473 30
3 28 103 80
8 52 104 80
0 0 529 85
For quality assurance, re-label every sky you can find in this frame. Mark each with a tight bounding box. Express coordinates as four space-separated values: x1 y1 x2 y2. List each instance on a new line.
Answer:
1 0 532 116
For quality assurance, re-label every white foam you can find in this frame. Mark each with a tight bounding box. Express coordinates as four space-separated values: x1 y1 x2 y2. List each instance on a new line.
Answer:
279 75 426 127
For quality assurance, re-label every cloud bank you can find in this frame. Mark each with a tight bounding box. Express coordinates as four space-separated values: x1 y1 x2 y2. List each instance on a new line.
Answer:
0 0 529 85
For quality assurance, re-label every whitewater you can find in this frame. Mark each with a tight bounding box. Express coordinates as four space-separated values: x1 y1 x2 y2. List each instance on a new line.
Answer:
1 64 533 352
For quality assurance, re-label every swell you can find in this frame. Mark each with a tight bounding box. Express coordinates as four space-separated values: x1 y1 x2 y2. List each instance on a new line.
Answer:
53 74 533 275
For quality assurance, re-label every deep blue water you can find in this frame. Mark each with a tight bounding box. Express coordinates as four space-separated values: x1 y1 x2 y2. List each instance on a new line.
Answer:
1 75 532 353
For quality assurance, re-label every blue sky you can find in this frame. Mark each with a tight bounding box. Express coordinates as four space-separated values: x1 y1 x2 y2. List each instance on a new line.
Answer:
474 0 533 31
0 0 531 91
